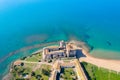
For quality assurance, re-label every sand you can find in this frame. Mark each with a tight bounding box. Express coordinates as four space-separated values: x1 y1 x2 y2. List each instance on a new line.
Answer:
80 49 120 72
90 49 120 59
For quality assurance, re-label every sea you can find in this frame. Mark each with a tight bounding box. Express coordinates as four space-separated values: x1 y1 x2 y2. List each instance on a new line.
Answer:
0 0 120 78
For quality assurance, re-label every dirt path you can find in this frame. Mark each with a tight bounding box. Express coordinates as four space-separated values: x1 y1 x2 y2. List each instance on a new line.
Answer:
15 60 52 65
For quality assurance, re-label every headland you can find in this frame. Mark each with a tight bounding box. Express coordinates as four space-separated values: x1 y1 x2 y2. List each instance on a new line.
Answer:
3 40 120 80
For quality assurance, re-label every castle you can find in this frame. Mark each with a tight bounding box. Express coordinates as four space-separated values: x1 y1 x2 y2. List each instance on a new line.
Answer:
42 40 77 60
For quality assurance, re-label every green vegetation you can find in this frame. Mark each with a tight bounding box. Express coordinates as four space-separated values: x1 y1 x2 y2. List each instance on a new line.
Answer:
60 68 77 80
25 56 38 62
34 64 51 80
81 62 120 80
20 56 27 60
11 52 52 80
11 64 32 80
25 52 42 62
34 52 42 59
11 64 51 80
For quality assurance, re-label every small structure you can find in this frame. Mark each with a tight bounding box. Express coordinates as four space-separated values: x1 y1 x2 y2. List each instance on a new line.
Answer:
13 60 22 66
59 40 66 48
22 74 29 79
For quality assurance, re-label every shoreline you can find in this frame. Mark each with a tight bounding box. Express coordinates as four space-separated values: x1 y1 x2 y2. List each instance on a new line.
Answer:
0 41 59 63
1 41 59 80
70 40 120 72
80 46 120 72
83 48 120 61
72 40 120 61
1 40 120 65
3 40 120 79
90 49 120 60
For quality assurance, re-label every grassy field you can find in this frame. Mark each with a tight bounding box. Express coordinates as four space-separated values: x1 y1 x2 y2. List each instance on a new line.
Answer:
30 64 51 80
11 64 32 80
81 62 120 80
11 63 51 80
60 68 77 80
35 64 51 80
11 52 52 80
25 52 42 62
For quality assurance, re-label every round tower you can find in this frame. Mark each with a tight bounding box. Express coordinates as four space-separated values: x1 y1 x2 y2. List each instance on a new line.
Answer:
59 40 65 48
66 44 71 57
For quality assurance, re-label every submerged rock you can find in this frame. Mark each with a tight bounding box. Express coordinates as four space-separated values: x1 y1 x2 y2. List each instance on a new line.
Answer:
106 41 112 46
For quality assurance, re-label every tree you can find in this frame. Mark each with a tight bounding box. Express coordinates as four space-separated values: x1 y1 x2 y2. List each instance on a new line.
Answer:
42 69 50 76
60 74 64 78
31 71 36 76
36 75 41 80
48 60 52 63
21 63 24 66
38 60 41 62
20 57 27 60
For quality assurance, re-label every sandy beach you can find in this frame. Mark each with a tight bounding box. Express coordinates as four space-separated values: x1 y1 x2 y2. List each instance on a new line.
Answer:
70 40 120 72
80 48 120 72
3 40 120 80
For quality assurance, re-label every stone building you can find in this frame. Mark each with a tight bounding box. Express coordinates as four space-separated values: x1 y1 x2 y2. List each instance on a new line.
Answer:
42 41 77 60
66 44 76 57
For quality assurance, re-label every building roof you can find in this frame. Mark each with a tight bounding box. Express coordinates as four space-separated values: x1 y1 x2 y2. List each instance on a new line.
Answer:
43 45 64 55
74 59 88 80
14 60 21 65
66 44 75 51
48 50 64 54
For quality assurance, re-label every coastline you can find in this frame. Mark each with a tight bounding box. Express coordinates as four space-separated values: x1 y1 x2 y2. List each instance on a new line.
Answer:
80 46 120 72
0 41 59 63
3 40 120 80
1 41 59 80
69 40 120 72
90 49 120 60
72 40 120 61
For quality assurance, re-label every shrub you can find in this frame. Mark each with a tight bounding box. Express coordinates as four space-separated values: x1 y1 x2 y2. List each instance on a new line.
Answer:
42 69 50 76
21 63 24 66
31 71 36 76
36 75 41 80
20 57 27 60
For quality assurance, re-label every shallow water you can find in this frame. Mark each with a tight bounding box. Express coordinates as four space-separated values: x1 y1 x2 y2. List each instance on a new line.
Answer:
0 0 120 78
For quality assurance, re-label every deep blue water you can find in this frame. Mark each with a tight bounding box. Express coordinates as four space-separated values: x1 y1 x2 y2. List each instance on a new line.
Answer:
0 0 120 78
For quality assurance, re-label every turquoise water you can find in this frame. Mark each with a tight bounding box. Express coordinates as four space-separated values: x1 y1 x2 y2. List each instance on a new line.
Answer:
0 0 120 78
